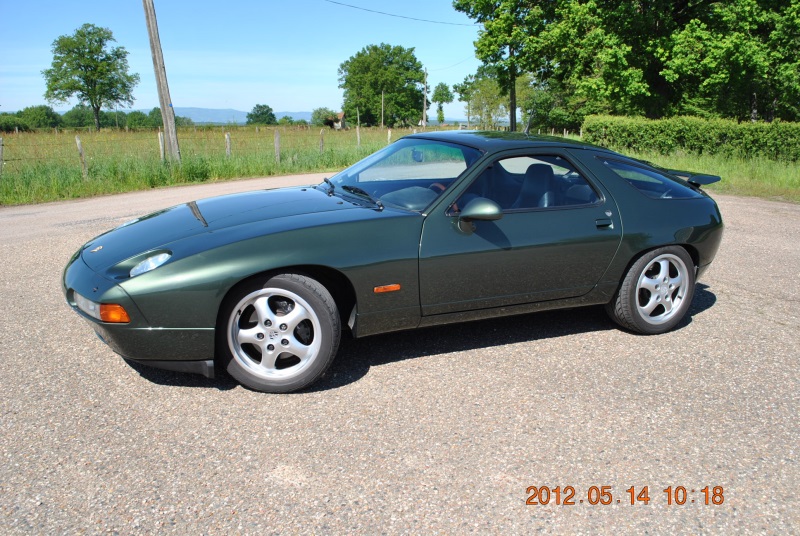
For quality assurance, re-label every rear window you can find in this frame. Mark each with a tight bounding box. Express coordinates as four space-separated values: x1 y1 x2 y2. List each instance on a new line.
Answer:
601 159 702 199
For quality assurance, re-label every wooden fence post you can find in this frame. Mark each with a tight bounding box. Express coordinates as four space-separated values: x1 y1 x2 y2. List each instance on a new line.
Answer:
274 129 281 164
158 132 165 161
75 135 88 180
319 129 325 154
356 125 361 148
388 129 392 145
0 137 4 179
225 132 232 158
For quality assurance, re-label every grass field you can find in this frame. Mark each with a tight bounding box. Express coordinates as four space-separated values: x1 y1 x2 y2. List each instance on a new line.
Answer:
626 150 800 203
0 126 395 205
1 126 798 205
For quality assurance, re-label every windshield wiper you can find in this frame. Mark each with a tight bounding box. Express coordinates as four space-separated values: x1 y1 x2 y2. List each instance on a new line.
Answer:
322 177 335 196
341 185 384 210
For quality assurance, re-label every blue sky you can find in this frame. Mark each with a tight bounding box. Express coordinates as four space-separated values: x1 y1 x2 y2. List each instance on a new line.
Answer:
0 0 483 118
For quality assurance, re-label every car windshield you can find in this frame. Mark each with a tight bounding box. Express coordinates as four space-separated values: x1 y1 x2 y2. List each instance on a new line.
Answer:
323 138 483 212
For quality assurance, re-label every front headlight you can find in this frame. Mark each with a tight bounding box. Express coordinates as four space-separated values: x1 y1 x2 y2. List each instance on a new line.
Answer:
129 252 171 278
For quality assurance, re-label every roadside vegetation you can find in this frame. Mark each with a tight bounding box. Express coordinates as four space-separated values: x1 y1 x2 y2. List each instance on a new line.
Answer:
1 124 798 206
2 2 799 205
0 126 390 205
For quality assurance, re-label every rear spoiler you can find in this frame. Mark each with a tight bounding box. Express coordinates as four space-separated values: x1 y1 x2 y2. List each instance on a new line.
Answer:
667 169 722 187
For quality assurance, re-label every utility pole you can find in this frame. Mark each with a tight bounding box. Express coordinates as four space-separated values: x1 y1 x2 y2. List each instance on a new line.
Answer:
143 0 180 162
422 70 428 128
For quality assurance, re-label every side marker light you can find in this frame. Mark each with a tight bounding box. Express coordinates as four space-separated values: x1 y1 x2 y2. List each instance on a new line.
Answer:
373 284 401 294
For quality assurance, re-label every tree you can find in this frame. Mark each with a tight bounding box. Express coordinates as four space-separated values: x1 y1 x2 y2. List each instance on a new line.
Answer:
246 104 277 125
468 74 507 129
278 115 295 126
453 75 476 127
453 0 533 131
42 24 139 131
432 83 454 124
16 105 62 128
148 107 164 127
338 43 425 127
126 110 149 128
0 114 30 133
61 104 95 128
663 0 800 122
311 107 338 127
455 0 800 123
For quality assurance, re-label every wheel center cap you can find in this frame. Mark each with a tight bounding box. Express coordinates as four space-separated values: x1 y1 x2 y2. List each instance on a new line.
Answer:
268 330 279 340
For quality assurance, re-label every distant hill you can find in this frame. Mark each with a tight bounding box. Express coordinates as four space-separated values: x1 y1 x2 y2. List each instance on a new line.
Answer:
173 108 312 125
46 106 465 125
172 108 466 125
173 107 247 124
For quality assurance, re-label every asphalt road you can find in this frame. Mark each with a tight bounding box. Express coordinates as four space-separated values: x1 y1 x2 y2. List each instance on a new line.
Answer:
1 175 798 533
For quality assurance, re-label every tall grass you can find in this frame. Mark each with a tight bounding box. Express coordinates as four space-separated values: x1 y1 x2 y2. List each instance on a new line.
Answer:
625 150 800 203
0 126 398 205
1 126 798 205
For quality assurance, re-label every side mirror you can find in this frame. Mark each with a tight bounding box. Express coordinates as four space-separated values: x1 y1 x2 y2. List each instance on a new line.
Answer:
411 149 424 163
458 197 503 222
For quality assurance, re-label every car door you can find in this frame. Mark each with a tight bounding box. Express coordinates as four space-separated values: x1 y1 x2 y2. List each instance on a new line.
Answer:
418 150 622 316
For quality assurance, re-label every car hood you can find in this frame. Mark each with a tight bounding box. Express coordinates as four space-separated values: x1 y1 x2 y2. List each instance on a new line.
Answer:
81 186 357 271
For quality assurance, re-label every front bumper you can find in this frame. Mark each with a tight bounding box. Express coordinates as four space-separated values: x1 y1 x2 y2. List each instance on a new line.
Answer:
63 250 216 373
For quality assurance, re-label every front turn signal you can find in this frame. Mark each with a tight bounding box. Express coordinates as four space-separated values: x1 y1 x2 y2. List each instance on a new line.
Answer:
99 304 131 323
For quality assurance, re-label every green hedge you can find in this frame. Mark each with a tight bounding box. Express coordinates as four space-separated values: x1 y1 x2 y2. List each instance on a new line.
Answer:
0 114 30 133
582 115 800 162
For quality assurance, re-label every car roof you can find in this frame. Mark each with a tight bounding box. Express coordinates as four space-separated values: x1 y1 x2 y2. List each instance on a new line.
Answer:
404 130 619 155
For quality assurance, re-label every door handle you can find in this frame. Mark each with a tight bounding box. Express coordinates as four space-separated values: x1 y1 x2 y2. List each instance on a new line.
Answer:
595 218 613 228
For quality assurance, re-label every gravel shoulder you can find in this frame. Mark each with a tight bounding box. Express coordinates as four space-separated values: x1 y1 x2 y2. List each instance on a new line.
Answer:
1 176 798 533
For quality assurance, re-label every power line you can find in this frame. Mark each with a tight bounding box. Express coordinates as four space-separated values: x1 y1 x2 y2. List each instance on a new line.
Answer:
429 56 477 72
322 0 477 27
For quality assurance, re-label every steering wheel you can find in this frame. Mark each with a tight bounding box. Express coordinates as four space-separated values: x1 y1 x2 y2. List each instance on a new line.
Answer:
428 182 447 193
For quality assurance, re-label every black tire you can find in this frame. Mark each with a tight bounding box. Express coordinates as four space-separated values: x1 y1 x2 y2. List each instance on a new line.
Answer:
606 246 696 334
218 273 340 393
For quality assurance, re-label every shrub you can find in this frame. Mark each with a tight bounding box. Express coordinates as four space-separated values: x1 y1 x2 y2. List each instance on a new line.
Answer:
0 114 31 133
583 115 800 162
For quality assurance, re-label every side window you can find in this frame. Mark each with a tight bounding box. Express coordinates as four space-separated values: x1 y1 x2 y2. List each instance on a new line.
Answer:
456 155 599 211
602 159 703 199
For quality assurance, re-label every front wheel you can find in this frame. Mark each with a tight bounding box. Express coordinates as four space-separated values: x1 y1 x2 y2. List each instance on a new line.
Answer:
219 273 340 393
606 246 696 334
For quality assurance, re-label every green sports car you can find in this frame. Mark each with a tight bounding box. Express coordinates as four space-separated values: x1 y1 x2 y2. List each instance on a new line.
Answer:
63 131 723 393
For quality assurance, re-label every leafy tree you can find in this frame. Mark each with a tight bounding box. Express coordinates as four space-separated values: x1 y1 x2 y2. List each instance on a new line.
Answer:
126 110 150 128
175 115 194 127
278 115 295 126
468 73 507 129
42 23 139 131
101 109 127 128
338 43 425 127
148 107 164 127
15 105 62 129
453 0 534 130
432 83 454 124
311 107 338 127
663 0 800 122
61 104 95 128
0 114 30 132
247 104 277 125
455 0 800 123
453 75 476 127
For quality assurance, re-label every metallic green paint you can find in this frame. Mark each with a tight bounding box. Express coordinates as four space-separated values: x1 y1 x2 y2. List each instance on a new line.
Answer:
63 131 724 381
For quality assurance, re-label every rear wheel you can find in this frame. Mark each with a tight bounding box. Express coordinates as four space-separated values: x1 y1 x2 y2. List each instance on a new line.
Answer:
606 246 695 334
219 273 340 393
